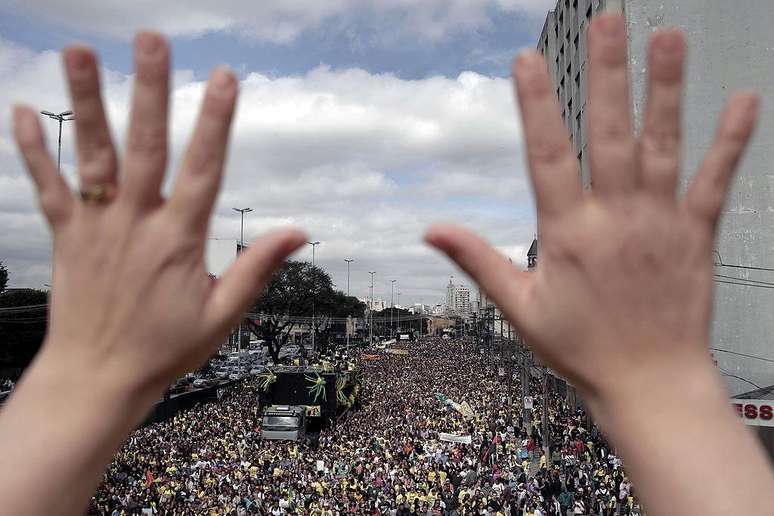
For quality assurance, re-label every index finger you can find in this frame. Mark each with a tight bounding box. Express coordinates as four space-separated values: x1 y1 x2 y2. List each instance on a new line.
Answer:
513 51 582 219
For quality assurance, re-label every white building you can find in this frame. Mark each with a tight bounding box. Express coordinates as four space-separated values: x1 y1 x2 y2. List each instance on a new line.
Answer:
359 297 386 312
410 303 430 314
445 280 471 317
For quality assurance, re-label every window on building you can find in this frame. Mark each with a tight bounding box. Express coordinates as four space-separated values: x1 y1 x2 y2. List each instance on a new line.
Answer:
568 98 573 117
576 110 582 134
573 0 578 11
566 63 572 77
574 33 579 52
575 71 580 91
587 4 592 19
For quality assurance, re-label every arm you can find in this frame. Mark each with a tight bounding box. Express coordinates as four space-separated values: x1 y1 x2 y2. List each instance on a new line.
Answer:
427 13 774 516
0 32 304 515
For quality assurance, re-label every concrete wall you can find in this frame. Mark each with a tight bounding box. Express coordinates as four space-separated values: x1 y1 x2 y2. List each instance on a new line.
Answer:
625 1 774 395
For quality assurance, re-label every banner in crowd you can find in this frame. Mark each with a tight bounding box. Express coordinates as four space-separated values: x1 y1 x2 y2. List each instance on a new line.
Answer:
304 405 321 417
386 348 409 355
731 399 774 427
459 401 475 419
362 354 381 361
439 433 472 444
435 393 475 419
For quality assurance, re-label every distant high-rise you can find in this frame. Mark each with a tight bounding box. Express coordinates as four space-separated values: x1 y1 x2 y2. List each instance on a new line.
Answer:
537 0 774 395
446 280 471 317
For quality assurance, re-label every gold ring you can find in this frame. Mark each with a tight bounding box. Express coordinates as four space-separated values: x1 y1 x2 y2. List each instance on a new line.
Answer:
79 184 116 204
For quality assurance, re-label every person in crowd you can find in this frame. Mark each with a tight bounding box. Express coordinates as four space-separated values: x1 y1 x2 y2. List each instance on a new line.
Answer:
1 10 773 516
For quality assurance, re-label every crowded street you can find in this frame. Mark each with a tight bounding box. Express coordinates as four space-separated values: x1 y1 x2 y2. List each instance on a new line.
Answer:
89 338 640 515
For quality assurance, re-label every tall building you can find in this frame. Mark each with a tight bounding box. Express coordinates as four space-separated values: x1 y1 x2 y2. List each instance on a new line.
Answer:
537 0 774 395
446 280 472 317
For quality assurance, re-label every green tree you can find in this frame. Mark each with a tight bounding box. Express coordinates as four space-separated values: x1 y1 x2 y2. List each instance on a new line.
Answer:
247 261 365 362
0 288 49 376
0 261 7 295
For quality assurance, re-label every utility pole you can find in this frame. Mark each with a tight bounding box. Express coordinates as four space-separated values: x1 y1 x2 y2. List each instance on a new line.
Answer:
369 271 376 345
522 349 532 435
232 207 253 352
390 279 396 339
543 366 552 466
307 241 320 352
397 291 402 334
40 110 74 173
344 259 354 348
344 259 354 296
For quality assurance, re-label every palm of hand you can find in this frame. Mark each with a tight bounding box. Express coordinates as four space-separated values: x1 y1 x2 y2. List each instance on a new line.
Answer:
427 15 758 396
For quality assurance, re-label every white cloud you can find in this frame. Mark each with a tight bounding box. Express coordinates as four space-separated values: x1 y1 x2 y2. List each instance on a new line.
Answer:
0 39 536 303
13 0 556 44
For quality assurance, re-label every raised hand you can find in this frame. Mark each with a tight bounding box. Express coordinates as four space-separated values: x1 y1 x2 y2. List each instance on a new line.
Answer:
427 15 755 403
14 33 304 388
1 32 304 514
427 13 773 516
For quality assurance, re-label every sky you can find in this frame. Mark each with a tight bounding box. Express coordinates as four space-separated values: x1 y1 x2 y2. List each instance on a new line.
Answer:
0 0 553 307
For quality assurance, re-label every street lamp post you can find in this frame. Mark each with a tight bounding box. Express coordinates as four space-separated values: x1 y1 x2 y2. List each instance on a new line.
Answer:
397 291 402 334
390 279 396 339
307 241 320 352
232 208 253 351
40 110 74 173
344 259 354 348
368 271 376 345
344 259 354 296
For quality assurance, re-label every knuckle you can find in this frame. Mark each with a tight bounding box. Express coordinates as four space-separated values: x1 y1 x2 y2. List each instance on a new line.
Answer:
641 127 681 157
128 124 167 156
528 139 568 165
592 118 630 143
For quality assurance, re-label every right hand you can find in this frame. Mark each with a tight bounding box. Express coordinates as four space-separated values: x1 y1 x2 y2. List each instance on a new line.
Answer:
14 32 305 394
426 13 759 401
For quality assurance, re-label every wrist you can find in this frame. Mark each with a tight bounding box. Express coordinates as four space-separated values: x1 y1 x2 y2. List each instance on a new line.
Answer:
33 337 165 412
584 352 730 436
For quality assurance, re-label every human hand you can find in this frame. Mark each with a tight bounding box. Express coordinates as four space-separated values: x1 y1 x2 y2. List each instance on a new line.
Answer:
426 14 759 402
13 32 305 394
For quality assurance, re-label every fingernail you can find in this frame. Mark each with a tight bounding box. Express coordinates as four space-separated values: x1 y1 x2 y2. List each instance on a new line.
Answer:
65 47 92 72
655 31 682 54
211 66 235 88
741 92 760 114
598 14 623 37
516 51 541 71
136 32 162 55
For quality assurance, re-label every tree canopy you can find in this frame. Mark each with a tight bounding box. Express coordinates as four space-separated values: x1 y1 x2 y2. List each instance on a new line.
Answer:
247 260 365 361
0 288 49 376
0 261 7 295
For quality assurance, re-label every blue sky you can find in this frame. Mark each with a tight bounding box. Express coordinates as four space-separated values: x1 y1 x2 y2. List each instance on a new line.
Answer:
0 1 547 79
0 0 549 305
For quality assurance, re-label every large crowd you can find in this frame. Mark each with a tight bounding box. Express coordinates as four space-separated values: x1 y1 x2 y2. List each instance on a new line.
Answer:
90 338 641 515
